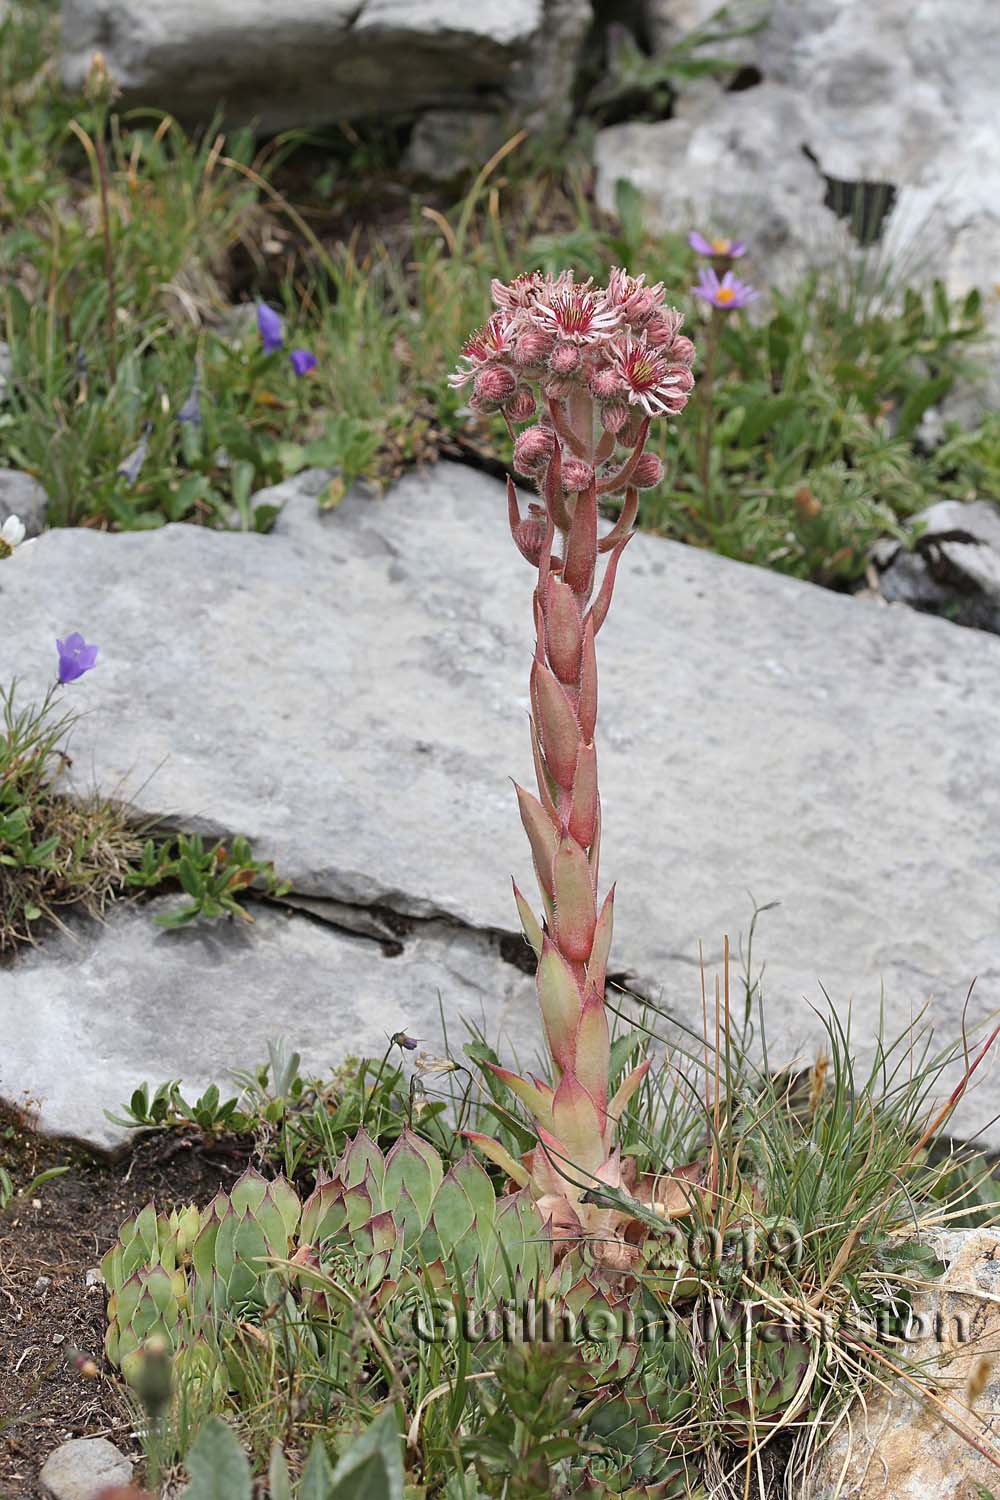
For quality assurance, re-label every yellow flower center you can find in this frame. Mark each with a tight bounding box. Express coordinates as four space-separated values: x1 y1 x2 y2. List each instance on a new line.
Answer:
711 238 731 254
0 539 11 561
715 287 736 305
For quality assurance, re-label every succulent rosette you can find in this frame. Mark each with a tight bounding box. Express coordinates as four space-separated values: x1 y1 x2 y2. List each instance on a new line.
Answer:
452 271 697 1261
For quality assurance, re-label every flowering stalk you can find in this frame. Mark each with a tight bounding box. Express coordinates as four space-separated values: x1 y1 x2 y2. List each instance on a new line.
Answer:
696 305 723 522
690 242 759 526
451 271 695 1248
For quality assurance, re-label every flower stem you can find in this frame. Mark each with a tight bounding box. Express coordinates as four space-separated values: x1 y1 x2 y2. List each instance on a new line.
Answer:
94 118 117 386
697 308 722 528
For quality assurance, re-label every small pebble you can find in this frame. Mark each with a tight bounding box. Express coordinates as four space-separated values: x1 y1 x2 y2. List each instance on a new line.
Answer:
84 1267 102 1289
33 1275 51 1295
51 1332 65 1346
39 1437 133 1500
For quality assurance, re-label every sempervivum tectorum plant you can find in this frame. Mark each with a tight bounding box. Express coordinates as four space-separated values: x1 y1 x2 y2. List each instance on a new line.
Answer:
451 270 696 1259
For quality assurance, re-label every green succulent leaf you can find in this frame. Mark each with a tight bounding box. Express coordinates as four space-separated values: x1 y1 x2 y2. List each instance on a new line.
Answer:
329 1406 404 1500
181 1416 252 1500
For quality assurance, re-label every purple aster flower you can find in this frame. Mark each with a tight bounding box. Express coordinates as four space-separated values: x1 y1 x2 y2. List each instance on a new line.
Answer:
692 267 759 311
57 633 99 685
289 348 317 377
256 301 283 354
688 230 747 259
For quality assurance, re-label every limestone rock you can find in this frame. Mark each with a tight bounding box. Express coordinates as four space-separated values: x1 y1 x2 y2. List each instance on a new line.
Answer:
59 0 592 133
874 499 1000 635
405 110 507 181
1 464 999 1149
39 1437 132 1500
0 897 537 1149
0 466 49 537
805 1229 1000 1498
595 0 1000 346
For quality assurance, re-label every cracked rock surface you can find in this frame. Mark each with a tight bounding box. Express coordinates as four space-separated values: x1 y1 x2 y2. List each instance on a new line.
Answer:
873 499 1000 636
1 897 538 1149
59 0 590 132
1 463 999 1148
597 0 1000 348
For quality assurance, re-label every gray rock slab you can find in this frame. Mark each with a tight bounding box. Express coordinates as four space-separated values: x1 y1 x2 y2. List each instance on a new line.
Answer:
596 0 1000 352
875 499 1000 635
2 898 537 1149
1 462 999 1146
39 1437 132 1500
0 466 49 536
59 0 590 132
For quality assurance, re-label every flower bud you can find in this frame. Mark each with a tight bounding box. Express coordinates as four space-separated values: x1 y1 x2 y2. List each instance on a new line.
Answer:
541 375 577 400
645 311 683 347
474 364 517 410
513 424 556 476
659 386 691 414
600 401 629 435
589 365 625 400
505 385 537 423
514 327 555 365
670 335 696 367
549 342 582 375
632 453 664 489
562 458 595 492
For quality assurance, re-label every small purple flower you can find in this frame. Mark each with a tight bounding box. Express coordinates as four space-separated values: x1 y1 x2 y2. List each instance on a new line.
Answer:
57 633 99 685
117 423 152 486
289 349 317 377
692 267 759 311
177 374 202 427
688 230 747 259
256 302 283 354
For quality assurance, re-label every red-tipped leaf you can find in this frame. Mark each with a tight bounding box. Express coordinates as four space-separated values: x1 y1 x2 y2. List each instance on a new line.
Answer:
531 660 581 791
552 834 597 963
544 575 584 684
562 480 597 601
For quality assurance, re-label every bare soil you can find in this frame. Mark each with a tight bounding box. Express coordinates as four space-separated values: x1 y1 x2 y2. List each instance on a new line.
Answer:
0 1104 254 1500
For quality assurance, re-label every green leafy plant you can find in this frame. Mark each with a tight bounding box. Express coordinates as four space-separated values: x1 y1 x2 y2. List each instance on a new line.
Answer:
125 831 289 926
0 680 140 950
587 5 768 123
105 1079 249 1136
0 1162 69 1212
181 1406 404 1500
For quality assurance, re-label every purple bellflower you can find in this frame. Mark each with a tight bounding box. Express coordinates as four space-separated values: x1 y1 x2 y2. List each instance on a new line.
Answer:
290 349 317 377
257 302 283 354
57 633 99 685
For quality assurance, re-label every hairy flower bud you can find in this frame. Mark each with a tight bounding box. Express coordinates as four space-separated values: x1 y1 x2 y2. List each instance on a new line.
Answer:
541 374 579 401
589 365 625 400
600 401 629 435
506 385 537 423
562 458 595 492
671 335 696 367
632 453 664 489
645 310 684 347
514 327 555 365
549 341 582 376
474 364 517 410
513 424 556 475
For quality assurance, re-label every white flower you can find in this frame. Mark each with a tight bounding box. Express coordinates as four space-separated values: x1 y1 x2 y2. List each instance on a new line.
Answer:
0 515 26 557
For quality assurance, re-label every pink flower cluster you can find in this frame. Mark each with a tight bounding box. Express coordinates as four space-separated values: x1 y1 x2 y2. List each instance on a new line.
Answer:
450 270 695 493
